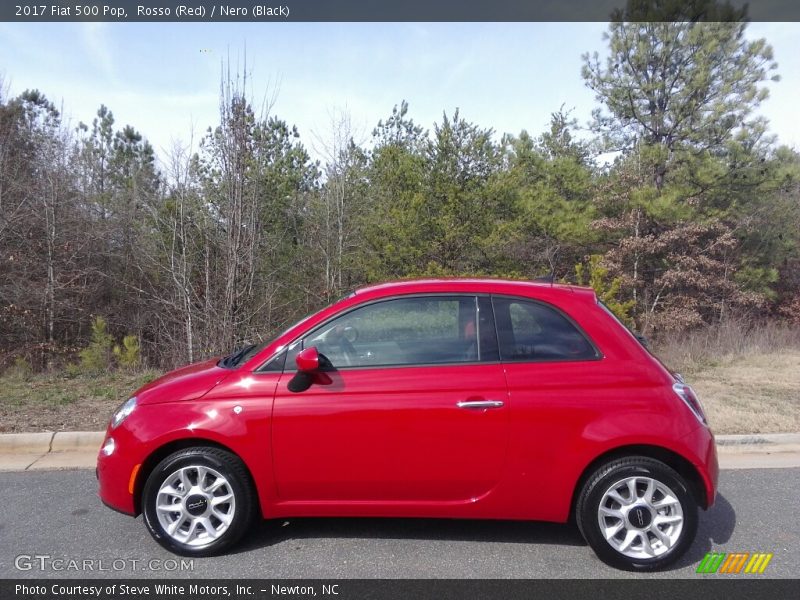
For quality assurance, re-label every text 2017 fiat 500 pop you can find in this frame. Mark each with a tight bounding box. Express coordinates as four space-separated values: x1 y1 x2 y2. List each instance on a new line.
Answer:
97 279 718 570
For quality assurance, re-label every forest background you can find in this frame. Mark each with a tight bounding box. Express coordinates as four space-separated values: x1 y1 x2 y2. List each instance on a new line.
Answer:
1 2 799 433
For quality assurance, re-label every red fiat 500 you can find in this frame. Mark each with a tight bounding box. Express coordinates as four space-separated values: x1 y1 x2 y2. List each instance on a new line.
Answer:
97 279 718 570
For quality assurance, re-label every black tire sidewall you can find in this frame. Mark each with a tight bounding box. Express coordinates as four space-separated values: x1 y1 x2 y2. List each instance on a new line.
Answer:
142 448 255 556
577 458 698 571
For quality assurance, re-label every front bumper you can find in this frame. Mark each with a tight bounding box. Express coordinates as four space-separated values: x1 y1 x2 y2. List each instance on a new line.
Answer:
96 427 143 516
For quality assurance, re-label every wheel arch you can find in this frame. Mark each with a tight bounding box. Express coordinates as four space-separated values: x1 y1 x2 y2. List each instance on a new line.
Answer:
132 437 261 518
569 444 709 521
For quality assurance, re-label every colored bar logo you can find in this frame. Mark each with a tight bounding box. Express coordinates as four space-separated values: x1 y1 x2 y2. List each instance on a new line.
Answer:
696 552 773 574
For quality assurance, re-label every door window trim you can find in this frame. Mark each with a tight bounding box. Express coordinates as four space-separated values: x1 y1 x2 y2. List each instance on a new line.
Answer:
490 294 603 364
256 293 494 373
255 291 603 372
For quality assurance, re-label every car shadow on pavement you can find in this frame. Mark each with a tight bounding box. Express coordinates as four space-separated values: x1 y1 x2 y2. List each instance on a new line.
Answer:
232 493 736 568
233 516 588 555
668 492 736 571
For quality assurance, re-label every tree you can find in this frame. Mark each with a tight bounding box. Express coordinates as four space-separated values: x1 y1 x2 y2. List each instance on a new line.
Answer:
198 68 263 352
492 112 596 279
73 105 160 362
248 115 318 337
582 1 779 189
421 109 503 273
76 104 115 216
361 105 507 279
575 255 635 323
188 63 321 354
361 101 429 280
0 90 92 366
308 109 366 300
590 154 775 333
138 135 208 365
79 316 114 373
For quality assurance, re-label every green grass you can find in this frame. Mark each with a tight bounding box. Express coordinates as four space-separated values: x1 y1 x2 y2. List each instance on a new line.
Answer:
89 385 117 400
0 369 160 433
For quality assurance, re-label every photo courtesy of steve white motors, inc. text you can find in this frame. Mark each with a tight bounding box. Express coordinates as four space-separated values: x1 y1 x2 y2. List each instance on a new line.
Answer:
14 583 338 597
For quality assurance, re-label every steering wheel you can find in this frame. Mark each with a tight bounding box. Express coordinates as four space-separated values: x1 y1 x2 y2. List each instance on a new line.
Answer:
343 325 359 343
338 337 358 367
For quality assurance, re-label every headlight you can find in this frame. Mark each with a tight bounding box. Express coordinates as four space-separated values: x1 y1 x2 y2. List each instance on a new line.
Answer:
111 397 137 429
101 437 115 456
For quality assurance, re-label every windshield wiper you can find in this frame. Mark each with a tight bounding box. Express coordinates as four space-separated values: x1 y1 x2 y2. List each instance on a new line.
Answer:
219 344 256 369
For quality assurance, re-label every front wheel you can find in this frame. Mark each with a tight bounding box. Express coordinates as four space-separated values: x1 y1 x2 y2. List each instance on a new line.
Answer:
575 456 698 571
142 447 256 556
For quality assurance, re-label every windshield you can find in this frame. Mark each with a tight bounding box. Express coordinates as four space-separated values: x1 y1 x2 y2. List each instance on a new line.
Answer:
217 293 357 369
218 343 261 369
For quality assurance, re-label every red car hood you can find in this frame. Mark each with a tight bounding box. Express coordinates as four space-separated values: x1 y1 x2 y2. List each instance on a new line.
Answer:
135 358 231 406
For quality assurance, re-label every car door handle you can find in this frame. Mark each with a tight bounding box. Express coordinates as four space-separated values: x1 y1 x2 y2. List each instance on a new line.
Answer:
456 400 505 409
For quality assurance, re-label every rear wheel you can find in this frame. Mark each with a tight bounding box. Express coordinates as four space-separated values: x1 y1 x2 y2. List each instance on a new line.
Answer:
575 456 697 571
142 447 256 556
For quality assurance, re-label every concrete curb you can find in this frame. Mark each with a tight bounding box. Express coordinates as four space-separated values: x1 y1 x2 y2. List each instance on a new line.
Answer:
715 433 800 469
0 431 103 453
0 431 104 472
4 431 798 452
50 431 106 452
1 431 799 471
0 431 55 454
715 433 800 446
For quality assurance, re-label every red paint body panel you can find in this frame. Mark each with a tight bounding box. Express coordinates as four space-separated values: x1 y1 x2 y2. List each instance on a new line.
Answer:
97 385 277 515
272 364 508 504
135 358 231 405
97 278 718 525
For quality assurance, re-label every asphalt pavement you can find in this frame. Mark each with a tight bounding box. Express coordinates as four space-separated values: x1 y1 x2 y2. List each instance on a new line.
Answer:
0 467 797 579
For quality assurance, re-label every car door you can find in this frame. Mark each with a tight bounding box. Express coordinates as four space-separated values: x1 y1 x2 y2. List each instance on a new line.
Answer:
271 295 509 504
492 295 610 521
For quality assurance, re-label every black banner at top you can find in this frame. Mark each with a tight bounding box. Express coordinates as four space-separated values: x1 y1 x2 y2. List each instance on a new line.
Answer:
3 0 800 22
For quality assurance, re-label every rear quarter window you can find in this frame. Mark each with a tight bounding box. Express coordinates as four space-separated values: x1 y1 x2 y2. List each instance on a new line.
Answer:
493 296 599 362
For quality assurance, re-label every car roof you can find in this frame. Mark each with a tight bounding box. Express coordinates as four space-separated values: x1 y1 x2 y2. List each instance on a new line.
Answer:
353 278 596 301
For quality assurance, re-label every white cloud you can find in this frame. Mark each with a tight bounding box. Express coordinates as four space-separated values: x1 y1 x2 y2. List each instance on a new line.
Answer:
80 23 117 84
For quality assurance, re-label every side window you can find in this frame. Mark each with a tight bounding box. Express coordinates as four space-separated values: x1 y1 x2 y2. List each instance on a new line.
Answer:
492 297 598 362
258 349 286 372
295 296 483 369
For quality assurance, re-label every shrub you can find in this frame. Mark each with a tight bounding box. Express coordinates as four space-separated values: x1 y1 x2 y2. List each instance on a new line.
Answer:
5 356 33 381
78 316 114 373
63 363 82 379
575 255 635 324
113 335 141 370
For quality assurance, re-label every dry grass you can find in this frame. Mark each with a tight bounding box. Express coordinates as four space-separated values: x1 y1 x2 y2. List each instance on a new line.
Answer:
0 370 158 433
652 320 800 375
652 321 800 434
682 351 800 434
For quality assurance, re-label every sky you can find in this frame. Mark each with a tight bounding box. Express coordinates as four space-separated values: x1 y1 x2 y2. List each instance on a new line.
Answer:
1 21 799 166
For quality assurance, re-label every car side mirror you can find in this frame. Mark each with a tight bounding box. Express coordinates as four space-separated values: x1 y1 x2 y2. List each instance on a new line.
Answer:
289 347 333 393
296 346 320 372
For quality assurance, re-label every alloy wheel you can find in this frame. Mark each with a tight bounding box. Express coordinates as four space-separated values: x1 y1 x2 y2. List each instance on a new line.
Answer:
596 475 684 559
154 465 236 548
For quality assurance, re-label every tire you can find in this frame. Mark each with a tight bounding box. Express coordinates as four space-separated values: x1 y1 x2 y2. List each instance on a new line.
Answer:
142 447 257 556
575 456 698 571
